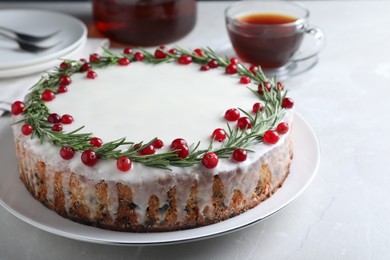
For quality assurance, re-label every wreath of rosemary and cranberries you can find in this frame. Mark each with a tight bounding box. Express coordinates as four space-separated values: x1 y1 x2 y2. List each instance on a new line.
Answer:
11 46 294 172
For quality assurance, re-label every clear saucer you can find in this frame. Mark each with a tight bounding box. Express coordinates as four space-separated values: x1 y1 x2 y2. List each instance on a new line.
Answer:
217 43 319 81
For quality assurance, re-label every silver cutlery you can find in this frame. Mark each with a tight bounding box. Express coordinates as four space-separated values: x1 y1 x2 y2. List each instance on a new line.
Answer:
0 26 60 52
0 26 59 43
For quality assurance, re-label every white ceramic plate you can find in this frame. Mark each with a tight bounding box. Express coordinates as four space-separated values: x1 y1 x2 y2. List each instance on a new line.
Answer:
0 9 87 70
0 113 320 245
0 40 85 78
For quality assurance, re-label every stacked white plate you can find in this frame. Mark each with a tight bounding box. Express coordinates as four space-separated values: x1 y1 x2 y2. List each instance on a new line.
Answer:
0 9 87 78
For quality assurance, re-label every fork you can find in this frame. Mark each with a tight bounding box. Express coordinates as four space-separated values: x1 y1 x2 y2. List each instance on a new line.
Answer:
0 26 59 43
0 31 60 52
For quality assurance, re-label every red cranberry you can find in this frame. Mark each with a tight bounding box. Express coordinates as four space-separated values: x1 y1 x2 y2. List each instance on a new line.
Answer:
52 123 63 132
118 57 130 66
276 122 289 134
263 130 279 144
90 137 103 148
237 117 252 130
225 64 238 74
168 48 177 55
11 101 25 115
154 48 167 59
59 62 69 69
41 90 55 101
240 76 251 84
230 58 239 65
232 148 247 162
152 139 164 149
117 156 132 172
202 152 219 169
86 70 97 79
258 82 272 95
21 124 33 135
80 62 92 72
200 65 210 71
208 60 219 68
81 150 98 166
252 102 264 113
60 146 75 160
194 48 203 56
281 98 294 109
134 52 144 61
139 145 156 155
178 55 192 65
57 85 68 93
211 128 227 142
47 113 61 124
123 48 133 55
61 114 74 124
89 53 100 62
171 138 188 149
58 75 71 86
224 108 240 121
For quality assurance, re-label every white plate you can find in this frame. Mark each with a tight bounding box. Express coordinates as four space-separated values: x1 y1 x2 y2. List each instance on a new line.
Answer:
0 9 87 70
0 40 86 78
0 113 320 245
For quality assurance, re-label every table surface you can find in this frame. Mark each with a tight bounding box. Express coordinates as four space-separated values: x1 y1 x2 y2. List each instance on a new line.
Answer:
1 1 390 259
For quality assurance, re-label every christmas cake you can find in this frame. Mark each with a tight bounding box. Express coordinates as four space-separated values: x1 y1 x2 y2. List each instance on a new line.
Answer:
11 47 294 232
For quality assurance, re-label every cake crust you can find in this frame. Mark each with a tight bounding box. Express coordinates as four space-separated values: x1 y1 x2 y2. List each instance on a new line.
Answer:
14 130 293 232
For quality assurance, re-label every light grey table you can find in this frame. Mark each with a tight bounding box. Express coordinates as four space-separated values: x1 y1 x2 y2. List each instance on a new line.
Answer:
1 1 390 259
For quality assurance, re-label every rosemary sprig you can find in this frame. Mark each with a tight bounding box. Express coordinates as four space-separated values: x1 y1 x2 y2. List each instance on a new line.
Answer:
14 46 289 170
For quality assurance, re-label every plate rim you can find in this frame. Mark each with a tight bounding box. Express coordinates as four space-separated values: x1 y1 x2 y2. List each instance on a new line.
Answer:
0 9 87 70
0 112 320 246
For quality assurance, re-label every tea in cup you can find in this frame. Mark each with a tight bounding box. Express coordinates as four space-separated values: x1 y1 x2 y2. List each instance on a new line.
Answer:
225 0 324 69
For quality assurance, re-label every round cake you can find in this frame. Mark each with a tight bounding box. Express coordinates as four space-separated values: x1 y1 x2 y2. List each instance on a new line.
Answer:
11 47 294 232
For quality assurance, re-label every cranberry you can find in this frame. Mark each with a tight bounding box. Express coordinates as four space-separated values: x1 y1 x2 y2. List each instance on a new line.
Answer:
118 57 130 66
240 76 251 84
208 59 219 68
224 108 240 121
281 97 294 109
89 53 100 62
174 145 189 159
200 65 210 71
60 146 75 160
52 123 63 132
171 138 189 159
21 124 33 135
232 148 247 162
249 65 258 75
202 152 219 169
178 55 192 65
194 48 203 56
139 145 156 155
152 139 164 149
225 64 238 74
276 122 289 134
58 75 71 86
211 128 226 142
134 52 144 61
154 48 167 59
123 48 133 55
263 130 279 144
252 102 264 113
81 150 98 166
90 137 103 148
11 101 25 115
80 62 92 72
168 48 177 55
230 58 238 65
86 70 97 79
258 82 272 95
237 117 252 130
171 138 188 149
117 156 132 172
47 113 61 124
57 85 68 93
41 90 55 101
61 114 74 124
59 62 69 69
